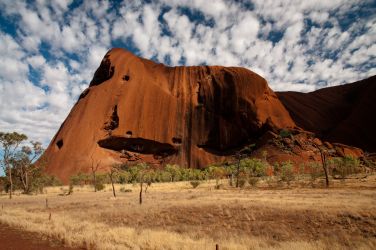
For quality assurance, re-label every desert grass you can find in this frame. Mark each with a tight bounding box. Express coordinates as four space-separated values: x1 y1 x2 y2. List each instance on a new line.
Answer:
0 175 375 249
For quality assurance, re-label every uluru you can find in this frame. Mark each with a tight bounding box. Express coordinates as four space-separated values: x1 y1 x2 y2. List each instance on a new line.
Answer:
1 2 376 250
42 48 297 183
40 48 375 183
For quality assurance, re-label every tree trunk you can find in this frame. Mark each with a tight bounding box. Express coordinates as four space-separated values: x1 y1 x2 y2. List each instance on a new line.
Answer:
93 171 97 192
320 150 329 188
8 166 12 199
25 169 29 193
139 181 143 204
20 167 27 193
236 157 240 188
110 173 116 198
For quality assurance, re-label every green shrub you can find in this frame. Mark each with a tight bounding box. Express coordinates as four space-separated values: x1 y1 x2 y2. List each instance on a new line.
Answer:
70 173 90 186
241 158 267 177
279 129 292 138
190 181 201 188
95 182 105 191
237 179 247 188
309 162 323 182
248 177 259 187
165 164 182 182
280 161 295 186
119 187 132 192
329 156 360 180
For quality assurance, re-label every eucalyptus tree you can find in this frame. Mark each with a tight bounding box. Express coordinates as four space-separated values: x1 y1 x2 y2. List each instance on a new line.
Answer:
0 132 28 199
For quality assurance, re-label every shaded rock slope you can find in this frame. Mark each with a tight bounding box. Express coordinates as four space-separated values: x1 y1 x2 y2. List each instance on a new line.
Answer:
278 76 376 153
42 48 296 183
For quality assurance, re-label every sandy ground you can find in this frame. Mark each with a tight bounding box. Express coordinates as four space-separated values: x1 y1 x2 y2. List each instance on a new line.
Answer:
0 223 80 250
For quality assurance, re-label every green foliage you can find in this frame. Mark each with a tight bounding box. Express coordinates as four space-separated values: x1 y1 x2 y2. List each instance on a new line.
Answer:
117 171 131 184
238 158 268 187
95 181 105 191
279 129 292 138
240 158 267 177
248 177 259 187
0 131 29 197
165 164 181 182
32 174 63 194
329 156 360 180
309 162 323 182
279 161 295 186
70 173 91 186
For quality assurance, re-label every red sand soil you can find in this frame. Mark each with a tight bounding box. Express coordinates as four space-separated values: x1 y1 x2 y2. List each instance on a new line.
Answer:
278 75 376 153
41 48 296 183
0 224 80 250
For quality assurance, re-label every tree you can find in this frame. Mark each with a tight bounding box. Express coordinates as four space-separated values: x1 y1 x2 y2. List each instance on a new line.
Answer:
313 143 330 188
207 165 226 188
109 164 121 198
165 164 181 182
13 141 44 193
0 132 28 199
280 161 295 186
329 155 360 180
90 154 101 192
136 163 150 204
240 158 267 187
234 145 255 187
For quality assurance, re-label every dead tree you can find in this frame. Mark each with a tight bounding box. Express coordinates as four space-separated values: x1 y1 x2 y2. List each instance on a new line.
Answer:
90 155 101 192
109 164 121 198
313 144 330 188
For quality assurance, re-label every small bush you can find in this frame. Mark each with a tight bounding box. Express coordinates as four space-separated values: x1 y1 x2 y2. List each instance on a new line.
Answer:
280 161 295 186
330 156 360 180
95 182 105 191
68 184 74 195
190 181 201 189
248 177 259 187
265 176 275 187
119 187 132 192
237 179 247 188
279 129 292 138
309 162 323 182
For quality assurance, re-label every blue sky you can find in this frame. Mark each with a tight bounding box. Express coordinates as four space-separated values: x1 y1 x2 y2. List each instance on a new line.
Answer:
0 0 375 149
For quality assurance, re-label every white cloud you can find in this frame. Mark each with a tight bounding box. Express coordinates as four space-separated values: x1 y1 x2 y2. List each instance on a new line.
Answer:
27 55 46 68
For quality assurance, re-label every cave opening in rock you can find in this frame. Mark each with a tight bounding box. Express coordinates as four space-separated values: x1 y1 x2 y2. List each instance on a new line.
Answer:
103 105 119 131
123 75 130 81
172 137 182 145
98 136 178 158
56 139 63 149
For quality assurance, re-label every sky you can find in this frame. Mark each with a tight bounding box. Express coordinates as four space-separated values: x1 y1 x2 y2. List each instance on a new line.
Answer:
0 0 375 148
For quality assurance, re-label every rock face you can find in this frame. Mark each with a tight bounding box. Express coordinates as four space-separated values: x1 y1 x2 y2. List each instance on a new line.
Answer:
278 76 376 153
42 48 296 183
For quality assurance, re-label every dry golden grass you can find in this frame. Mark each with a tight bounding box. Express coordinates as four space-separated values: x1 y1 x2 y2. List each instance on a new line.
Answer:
0 175 376 249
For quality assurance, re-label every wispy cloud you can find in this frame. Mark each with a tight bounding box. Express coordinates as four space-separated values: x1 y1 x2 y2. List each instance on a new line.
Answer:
0 0 375 145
